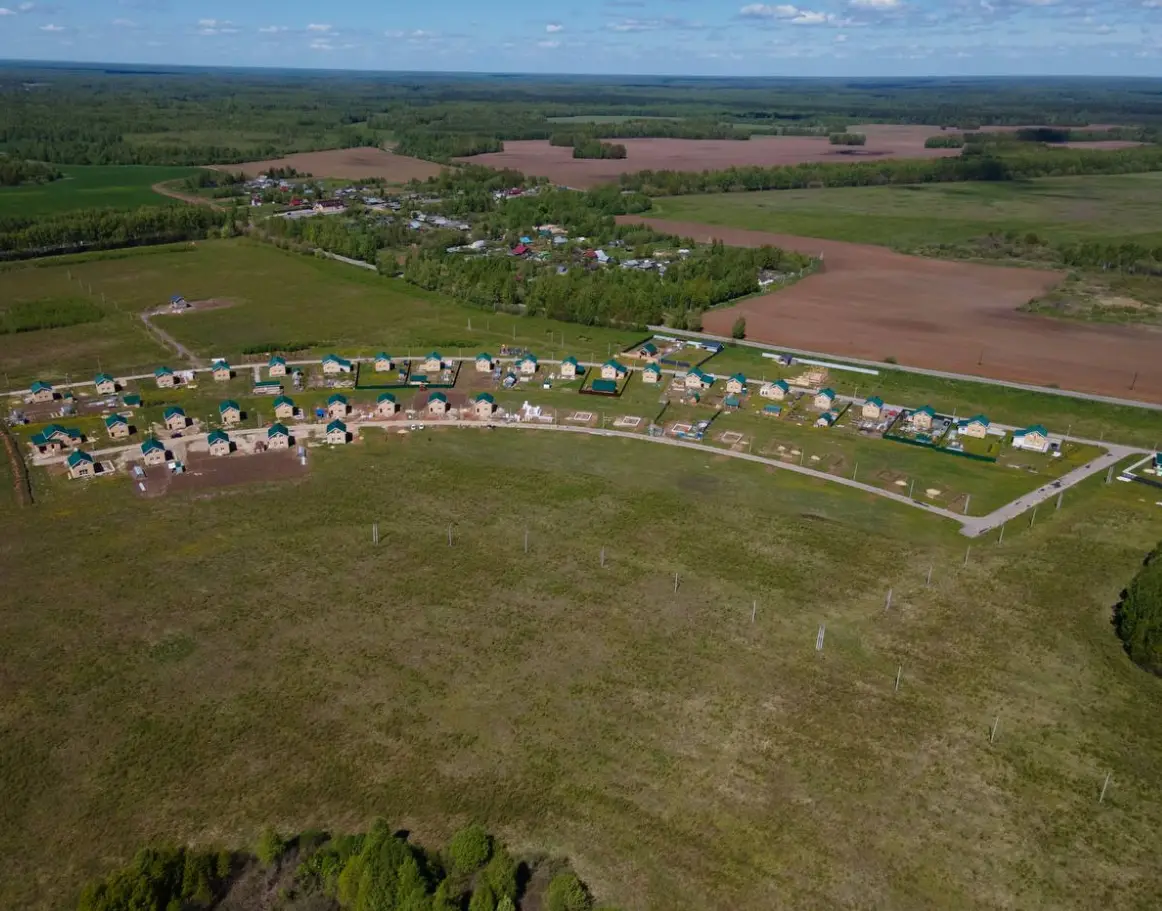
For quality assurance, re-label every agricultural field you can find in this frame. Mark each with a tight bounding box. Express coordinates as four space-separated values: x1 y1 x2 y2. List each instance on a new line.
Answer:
2 427 1162 911
222 147 444 183
0 165 203 216
646 173 1162 249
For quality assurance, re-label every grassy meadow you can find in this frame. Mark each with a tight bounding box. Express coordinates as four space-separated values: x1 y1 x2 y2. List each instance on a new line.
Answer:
0 165 203 216
2 429 1162 910
648 173 1162 249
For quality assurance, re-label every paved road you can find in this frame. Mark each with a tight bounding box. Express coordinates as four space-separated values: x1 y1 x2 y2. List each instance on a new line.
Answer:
648 326 1162 414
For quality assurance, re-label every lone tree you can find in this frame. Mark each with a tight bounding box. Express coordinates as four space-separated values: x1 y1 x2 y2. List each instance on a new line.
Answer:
1116 543 1162 674
731 316 747 340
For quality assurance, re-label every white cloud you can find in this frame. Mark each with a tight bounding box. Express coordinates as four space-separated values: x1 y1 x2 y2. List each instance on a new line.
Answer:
198 18 222 27
309 38 334 49
258 25 287 33
0 7 16 14
384 29 404 37
546 23 564 32
849 0 900 7
306 23 332 32
18 1 33 9
538 38 561 47
112 17 136 26
609 18 662 30
738 4 846 24
38 22 63 30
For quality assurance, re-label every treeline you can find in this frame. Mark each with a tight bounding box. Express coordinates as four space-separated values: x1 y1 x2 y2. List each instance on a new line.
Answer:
0 158 63 186
915 230 1162 277
401 237 812 327
393 132 505 163
261 211 419 264
617 144 1162 195
1116 543 1162 675
924 135 966 148
78 821 603 911
573 140 627 160
828 133 866 146
0 206 226 259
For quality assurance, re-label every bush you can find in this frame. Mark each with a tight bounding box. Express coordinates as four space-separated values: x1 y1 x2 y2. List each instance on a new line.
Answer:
731 316 746 339
546 872 593 911
1116 544 1162 674
483 845 517 902
468 880 497 911
828 132 867 146
447 824 492 874
255 826 286 866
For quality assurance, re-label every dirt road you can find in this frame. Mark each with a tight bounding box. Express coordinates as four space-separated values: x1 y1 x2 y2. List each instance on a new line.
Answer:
150 182 224 209
621 216 1162 403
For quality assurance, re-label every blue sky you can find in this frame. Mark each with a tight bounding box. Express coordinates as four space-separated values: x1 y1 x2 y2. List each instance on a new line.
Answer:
2 0 1162 76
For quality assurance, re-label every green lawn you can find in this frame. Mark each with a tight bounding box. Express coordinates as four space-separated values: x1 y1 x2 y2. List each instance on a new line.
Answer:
2 429 1162 910
648 174 1162 249
0 165 204 216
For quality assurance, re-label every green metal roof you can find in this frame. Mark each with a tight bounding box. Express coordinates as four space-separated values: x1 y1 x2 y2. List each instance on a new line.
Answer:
377 392 396 402
268 423 289 437
429 391 448 402
141 439 165 454
273 395 294 408
66 450 93 467
375 352 392 360
1019 424 1048 436
518 353 538 364
640 342 658 354
211 360 230 371
163 406 185 419
268 355 286 365
915 405 936 417
724 394 741 406
773 380 789 390
219 400 240 413
644 362 661 373
730 373 747 384
254 380 281 388
592 379 618 393
326 419 347 433
865 396 884 407
154 366 173 377
94 373 114 385
818 387 836 398
764 404 782 413
475 392 495 403
426 351 442 360
327 393 348 405
123 394 142 406
322 353 352 365
561 356 579 366
207 430 230 445
962 414 990 426
30 380 52 393
476 352 493 360
603 359 627 373
104 414 127 428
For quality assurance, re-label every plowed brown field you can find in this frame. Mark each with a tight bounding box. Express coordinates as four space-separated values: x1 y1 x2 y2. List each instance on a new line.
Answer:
619 216 1162 402
222 147 444 183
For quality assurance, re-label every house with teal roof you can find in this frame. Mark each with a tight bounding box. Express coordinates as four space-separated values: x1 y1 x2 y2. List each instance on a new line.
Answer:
726 373 748 396
154 366 176 388
219 400 242 425
813 388 837 411
1012 424 1051 454
321 353 353 374
475 352 495 372
761 379 790 401
958 414 991 439
66 449 95 479
375 353 395 372
268 355 288 377
273 395 295 420
267 423 291 449
207 429 232 456
104 414 130 439
474 392 496 419
560 356 581 380
163 406 187 431
427 391 449 415
141 438 167 465
642 362 662 384
29 380 55 403
377 392 398 416
94 373 117 395
516 354 538 375
325 419 348 444
683 368 713 391
210 360 231 382
911 404 936 431
326 393 349 419
600 359 628 380
422 351 444 373
862 396 884 420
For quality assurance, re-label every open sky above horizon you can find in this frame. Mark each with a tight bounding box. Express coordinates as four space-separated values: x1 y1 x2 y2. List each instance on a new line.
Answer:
1 0 1162 77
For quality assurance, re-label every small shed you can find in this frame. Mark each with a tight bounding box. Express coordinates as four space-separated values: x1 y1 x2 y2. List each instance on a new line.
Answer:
725 373 748 396
560 356 580 379
104 414 130 439
813 388 836 411
763 403 783 416
959 414 990 439
321 354 353 375
474 392 496 419
374 353 395 372
29 381 55 403
155 366 176 389
267 423 291 449
862 396 884 420
326 419 348 444
601 360 628 381
211 360 231 382
475 353 495 372
517 354 538 376
163 406 187 432
427 391 449 416
377 392 398 416
254 380 282 396
94 373 118 395
140 438 167 466
66 450 95 479
123 394 143 408
422 352 444 373
207 429 232 456
761 380 790 401
268 355 288 377
327 393 349 419
219 400 242 425
273 395 296 420
642 363 662 384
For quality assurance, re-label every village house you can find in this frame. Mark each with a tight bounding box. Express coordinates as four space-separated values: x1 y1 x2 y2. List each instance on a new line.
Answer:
375 353 395 372
427 391 449 416
327 393 349 419
684 369 714 391
1013 424 1051 454
813 388 837 411
422 352 444 373
725 373 748 396
254 380 282 396
377 392 398 416
29 381 55 403
911 405 936 431
211 360 232 382
94 373 118 395
273 395 296 420
268 355 288 377
474 392 495 419
326 419 348 444
958 414 990 439
559 356 580 380
207 429 232 457
517 354 538 376
219 400 242 425
140 438 167 466
321 354 353 375
67 450 95 480
761 380 790 401
155 366 176 389
862 396 884 420
642 363 662 385
601 360 628 381
475 352 495 372
637 341 659 362
104 414 130 440
164 406 187 432
30 424 81 454
267 423 291 449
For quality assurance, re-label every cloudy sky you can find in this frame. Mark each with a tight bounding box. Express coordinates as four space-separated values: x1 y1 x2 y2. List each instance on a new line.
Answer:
2 0 1162 76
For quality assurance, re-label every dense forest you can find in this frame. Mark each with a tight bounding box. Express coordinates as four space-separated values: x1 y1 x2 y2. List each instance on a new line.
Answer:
4 65 1162 166
1116 543 1162 675
0 205 227 258
78 820 604 911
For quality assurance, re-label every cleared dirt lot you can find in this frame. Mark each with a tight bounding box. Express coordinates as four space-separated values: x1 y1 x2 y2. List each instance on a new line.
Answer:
460 128 960 188
621 216 1162 402
221 147 444 183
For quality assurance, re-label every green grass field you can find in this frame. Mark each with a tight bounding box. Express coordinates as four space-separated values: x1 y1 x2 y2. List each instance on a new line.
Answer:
648 174 1162 249
2 429 1162 911
0 165 202 216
